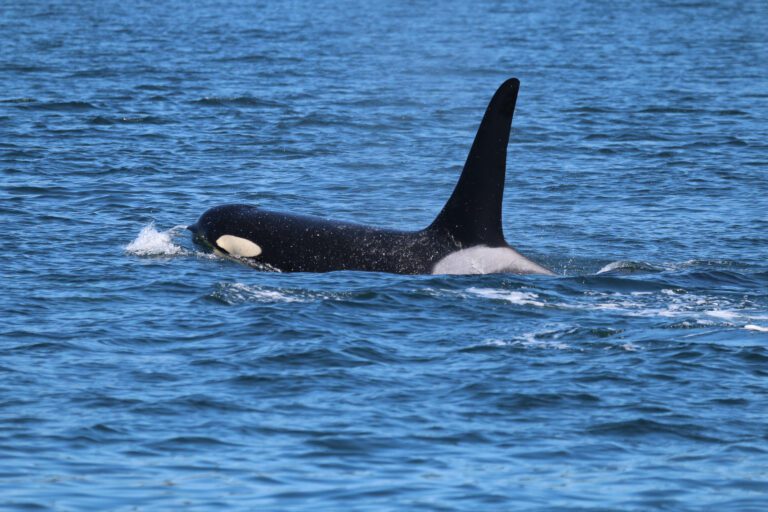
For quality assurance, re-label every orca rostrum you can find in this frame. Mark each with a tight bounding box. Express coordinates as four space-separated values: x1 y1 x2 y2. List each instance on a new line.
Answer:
189 78 554 275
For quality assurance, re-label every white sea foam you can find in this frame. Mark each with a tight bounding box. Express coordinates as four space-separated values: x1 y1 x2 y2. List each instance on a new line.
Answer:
126 223 187 256
518 330 571 350
467 287 546 307
467 284 767 337
481 337 571 350
212 282 331 304
219 283 304 303
483 324 617 351
706 310 739 320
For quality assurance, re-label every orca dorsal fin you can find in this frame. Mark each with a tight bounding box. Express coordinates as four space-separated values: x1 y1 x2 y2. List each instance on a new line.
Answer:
428 78 520 247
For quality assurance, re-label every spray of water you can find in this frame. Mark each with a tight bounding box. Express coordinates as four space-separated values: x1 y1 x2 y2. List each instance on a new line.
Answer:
125 223 188 256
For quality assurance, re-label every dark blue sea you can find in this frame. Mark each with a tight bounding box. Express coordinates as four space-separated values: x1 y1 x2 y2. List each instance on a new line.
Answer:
2 1 767 510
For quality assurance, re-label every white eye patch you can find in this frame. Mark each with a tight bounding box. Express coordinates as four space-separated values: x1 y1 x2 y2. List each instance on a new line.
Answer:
215 235 262 258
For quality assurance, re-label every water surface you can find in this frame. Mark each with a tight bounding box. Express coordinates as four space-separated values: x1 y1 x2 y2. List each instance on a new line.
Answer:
2 0 767 510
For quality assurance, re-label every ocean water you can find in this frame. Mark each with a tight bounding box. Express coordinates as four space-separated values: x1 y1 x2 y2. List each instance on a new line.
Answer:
2 0 767 509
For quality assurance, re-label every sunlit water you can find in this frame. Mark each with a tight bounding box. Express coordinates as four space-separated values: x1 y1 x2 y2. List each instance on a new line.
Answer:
2 0 767 510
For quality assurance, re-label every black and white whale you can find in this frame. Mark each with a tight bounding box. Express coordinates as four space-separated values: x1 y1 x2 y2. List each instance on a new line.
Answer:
189 78 554 275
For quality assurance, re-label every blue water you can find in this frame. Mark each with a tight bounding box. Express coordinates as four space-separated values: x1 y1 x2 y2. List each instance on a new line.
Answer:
2 0 768 509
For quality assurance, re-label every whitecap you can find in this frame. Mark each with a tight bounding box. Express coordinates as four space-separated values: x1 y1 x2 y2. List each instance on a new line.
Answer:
744 325 768 333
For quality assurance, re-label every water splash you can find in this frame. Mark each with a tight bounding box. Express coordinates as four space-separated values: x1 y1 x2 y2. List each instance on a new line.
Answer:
125 223 187 256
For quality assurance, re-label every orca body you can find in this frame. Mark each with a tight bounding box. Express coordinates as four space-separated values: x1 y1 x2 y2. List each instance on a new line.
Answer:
189 78 554 276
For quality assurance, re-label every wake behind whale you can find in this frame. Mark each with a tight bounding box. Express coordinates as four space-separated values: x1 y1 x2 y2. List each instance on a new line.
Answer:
189 78 554 276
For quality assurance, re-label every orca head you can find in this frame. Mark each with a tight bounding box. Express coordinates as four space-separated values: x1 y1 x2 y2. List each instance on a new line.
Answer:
188 205 263 259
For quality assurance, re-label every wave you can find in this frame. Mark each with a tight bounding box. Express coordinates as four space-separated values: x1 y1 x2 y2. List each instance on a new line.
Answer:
19 100 96 111
597 260 663 274
460 281 768 335
88 115 170 125
192 96 284 108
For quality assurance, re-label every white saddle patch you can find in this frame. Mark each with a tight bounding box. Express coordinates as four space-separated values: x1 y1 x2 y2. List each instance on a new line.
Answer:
432 245 553 275
216 235 262 258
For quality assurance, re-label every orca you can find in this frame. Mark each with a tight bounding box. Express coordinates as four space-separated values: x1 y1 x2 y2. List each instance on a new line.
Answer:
189 78 554 275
